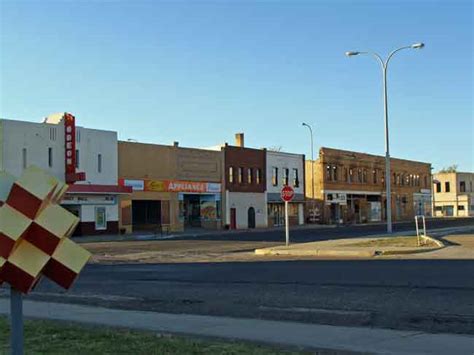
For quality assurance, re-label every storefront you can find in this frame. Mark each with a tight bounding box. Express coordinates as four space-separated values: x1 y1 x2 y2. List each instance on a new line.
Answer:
119 178 222 232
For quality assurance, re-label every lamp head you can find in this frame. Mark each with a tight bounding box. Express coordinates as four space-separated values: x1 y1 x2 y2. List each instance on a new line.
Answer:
411 43 425 49
345 51 360 57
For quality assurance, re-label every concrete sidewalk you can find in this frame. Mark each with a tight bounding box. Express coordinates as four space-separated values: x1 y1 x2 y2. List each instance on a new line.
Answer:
0 299 473 354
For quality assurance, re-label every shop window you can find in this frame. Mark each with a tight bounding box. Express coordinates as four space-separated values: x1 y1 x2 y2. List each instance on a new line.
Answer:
247 168 253 184
283 168 289 186
48 147 53 167
436 182 441 193
238 167 243 184
445 181 450 192
229 167 234 183
256 169 261 184
293 168 299 187
95 207 107 230
460 181 466 193
272 167 278 186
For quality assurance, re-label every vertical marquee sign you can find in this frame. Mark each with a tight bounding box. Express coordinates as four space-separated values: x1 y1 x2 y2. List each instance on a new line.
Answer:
64 113 76 183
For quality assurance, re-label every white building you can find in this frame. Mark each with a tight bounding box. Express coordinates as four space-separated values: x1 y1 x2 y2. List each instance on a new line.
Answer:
0 113 130 235
266 150 305 226
433 172 474 217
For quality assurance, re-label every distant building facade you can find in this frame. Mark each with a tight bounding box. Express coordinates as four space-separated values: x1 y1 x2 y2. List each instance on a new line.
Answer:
266 150 305 226
118 141 223 233
306 147 432 224
433 172 474 217
0 114 130 235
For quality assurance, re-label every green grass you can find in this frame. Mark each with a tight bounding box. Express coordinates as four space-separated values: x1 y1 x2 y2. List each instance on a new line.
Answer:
344 236 437 248
0 317 310 355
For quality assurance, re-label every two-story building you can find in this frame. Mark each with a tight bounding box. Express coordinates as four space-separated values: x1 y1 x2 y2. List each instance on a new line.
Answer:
266 150 305 226
433 172 474 217
118 141 223 233
220 134 267 229
0 113 130 235
306 147 432 224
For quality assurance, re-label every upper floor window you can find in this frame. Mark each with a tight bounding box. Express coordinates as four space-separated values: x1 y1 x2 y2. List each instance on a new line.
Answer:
436 182 441 193
349 168 354 183
75 149 80 168
362 169 367 183
326 165 331 181
238 167 243 184
283 168 289 186
424 176 428 188
344 168 348 182
22 148 27 169
229 167 234 183
445 181 450 192
358 169 363 183
460 181 466 193
247 168 253 184
293 168 299 188
256 169 261 184
470 181 473 192
48 147 53 167
272 167 278 186
372 169 377 184
326 165 338 181
98 154 102 173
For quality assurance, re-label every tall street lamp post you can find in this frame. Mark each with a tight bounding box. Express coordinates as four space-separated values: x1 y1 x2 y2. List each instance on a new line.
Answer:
302 122 315 221
345 43 424 233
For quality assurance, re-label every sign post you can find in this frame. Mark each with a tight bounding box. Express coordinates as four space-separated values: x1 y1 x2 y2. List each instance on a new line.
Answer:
10 288 23 355
281 185 295 247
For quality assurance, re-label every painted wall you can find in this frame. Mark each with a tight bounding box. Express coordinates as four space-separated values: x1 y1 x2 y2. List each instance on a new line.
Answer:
266 151 304 196
434 172 474 217
226 191 267 229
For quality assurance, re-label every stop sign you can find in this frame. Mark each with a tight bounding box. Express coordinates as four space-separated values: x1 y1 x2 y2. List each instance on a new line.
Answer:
281 185 295 202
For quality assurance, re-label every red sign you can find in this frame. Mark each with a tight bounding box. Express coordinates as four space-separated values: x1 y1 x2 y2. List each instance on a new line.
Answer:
281 185 295 202
64 113 76 178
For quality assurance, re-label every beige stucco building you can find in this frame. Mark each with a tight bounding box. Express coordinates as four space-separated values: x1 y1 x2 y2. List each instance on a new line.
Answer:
118 141 223 233
433 172 474 217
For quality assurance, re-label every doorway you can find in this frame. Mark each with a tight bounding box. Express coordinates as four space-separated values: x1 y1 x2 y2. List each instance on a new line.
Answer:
230 208 237 229
248 207 256 229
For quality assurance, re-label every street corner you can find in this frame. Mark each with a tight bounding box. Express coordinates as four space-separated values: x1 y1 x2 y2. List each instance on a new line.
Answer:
254 235 446 259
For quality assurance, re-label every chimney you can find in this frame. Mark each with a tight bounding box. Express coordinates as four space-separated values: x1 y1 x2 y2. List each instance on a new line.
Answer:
235 133 244 147
173 141 179 147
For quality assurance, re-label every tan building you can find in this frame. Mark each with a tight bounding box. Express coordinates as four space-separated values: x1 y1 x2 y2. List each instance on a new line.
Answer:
305 147 432 224
118 141 223 233
433 172 474 217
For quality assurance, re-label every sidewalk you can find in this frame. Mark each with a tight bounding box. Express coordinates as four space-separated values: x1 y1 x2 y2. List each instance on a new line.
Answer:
0 299 472 354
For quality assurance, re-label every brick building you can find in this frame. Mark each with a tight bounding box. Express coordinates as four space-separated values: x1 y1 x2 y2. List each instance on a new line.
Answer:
306 147 432 224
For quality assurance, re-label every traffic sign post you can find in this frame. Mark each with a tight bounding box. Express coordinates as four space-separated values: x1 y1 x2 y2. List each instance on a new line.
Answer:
281 186 295 246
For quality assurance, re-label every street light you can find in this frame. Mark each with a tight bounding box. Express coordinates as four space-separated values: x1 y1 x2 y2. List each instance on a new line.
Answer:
302 122 315 221
345 43 424 233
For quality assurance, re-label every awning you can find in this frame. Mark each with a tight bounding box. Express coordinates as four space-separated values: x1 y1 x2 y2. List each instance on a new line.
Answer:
67 184 132 195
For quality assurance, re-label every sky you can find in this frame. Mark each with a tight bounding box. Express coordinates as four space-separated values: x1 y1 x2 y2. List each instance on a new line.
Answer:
1 0 472 172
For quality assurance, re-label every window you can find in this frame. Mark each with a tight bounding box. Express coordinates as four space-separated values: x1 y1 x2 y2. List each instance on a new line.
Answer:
293 168 299 187
358 169 363 183
344 168 348 182
49 127 57 141
372 169 377 184
460 181 466 193
48 147 53 167
22 148 27 169
95 207 107 230
436 182 441 193
247 168 253 184
333 166 338 181
326 165 331 181
424 176 428 188
98 154 102 173
238 167 243 184
458 205 465 211
362 169 367 183
229 167 234 183
445 181 450 192
272 167 278 186
349 168 354 183
75 149 80 168
470 181 473 192
256 169 261 184
283 168 289 186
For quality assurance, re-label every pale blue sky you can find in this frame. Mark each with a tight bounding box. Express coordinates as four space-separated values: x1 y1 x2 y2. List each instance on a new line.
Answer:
1 0 472 171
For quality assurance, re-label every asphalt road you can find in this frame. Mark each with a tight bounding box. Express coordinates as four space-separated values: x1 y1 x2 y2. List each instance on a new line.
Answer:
17 256 474 336
172 217 474 243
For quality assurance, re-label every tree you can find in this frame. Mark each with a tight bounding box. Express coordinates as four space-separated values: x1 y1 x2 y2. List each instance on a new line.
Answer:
267 145 283 152
439 164 458 173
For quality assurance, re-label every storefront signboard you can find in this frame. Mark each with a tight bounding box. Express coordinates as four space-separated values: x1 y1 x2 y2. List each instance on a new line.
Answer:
119 179 221 194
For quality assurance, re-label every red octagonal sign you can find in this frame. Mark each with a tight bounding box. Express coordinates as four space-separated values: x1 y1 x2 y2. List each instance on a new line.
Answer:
281 185 295 202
